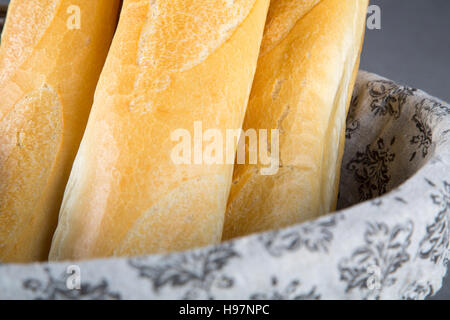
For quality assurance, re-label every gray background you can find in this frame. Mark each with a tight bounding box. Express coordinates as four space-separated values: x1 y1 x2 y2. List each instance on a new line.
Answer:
361 0 449 103
0 0 449 299
360 0 449 299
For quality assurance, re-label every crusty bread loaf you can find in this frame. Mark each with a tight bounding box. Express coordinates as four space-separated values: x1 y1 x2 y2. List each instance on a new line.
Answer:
0 0 121 262
223 0 369 240
49 0 270 261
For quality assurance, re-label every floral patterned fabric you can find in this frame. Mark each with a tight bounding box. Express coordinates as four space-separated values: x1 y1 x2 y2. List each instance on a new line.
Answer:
0 71 448 300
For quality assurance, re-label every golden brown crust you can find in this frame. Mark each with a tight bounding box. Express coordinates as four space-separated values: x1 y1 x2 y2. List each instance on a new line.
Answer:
223 0 369 240
0 0 121 262
259 0 320 56
49 0 270 261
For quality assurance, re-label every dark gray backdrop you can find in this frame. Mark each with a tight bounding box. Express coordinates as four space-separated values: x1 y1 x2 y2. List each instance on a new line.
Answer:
0 0 448 299
361 0 449 103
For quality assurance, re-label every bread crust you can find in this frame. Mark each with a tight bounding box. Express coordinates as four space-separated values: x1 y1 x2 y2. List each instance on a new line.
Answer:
49 0 270 260
0 0 121 262
223 0 369 240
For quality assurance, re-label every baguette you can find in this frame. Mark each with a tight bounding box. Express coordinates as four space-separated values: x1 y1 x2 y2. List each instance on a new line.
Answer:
0 0 121 262
223 0 369 240
49 0 270 261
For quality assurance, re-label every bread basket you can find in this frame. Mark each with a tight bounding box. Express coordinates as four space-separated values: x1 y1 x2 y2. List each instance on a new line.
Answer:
0 2 449 300
0 70 447 300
